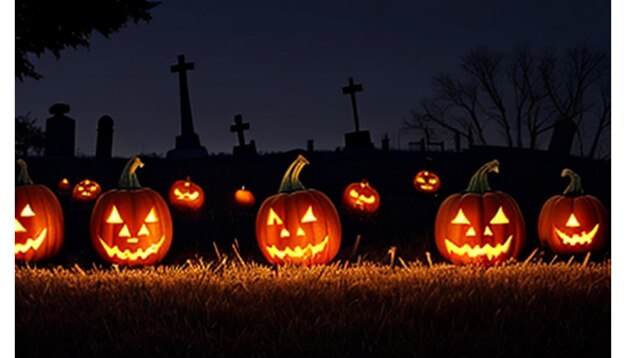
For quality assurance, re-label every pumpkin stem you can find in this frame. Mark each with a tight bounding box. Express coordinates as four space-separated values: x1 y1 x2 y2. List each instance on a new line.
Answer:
118 157 144 189
278 155 310 193
16 159 34 186
466 159 499 193
561 168 584 195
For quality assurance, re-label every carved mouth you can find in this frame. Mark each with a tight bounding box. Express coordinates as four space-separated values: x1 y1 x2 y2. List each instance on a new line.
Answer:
98 235 166 261
420 185 434 190
444 235 513 260
15 229 48 254
554 224 599 246
266 236 329 260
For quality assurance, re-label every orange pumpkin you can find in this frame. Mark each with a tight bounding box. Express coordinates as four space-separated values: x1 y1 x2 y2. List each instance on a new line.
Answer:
235 186 255 208
538 169 608 254
72 179 102 202
57 178 72 196
15 159 64 261
434 160 525 266
168 176 205 212
90 157 173 266
414 170 441 193
342 179 380 214
256 155 341 265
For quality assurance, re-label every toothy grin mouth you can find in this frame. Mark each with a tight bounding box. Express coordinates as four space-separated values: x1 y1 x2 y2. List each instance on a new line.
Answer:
15 229 48 254
98 235 166 261
554 224 599 246
265 236 329 260
444 235 513 260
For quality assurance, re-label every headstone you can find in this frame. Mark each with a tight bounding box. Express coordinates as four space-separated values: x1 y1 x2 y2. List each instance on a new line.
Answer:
548 118 576 155
230 114 257 157
44 103 75 157
166 54 209 159
454 130 461 152
307 139 314 152
342 77 373 149
95 115 113 158
381 133 390 151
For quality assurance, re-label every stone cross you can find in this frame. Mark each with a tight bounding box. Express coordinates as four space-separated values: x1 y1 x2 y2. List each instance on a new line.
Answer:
230 114 250 146
342 77 363 132
171 55 200 147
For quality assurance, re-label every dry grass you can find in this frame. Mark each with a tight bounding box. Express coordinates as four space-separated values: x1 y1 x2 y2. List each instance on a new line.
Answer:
16 259 610 357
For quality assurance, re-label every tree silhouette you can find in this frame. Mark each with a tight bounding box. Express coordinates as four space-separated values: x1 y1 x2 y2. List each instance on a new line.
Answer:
407 45 610 158
15 113 45 157
16 0 159 80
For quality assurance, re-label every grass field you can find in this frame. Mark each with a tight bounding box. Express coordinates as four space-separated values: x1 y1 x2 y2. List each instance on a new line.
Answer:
16 256 610 357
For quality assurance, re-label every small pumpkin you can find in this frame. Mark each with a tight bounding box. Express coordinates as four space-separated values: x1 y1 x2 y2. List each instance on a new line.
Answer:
414 170 441 193
342 179 380 214
434 160 525 266
168 176 205 212
15 159 64 261
57 178 72 196
256 155 341 265
537 169 608 254
72 179 102 202
235 186 255 208
90 157 173 266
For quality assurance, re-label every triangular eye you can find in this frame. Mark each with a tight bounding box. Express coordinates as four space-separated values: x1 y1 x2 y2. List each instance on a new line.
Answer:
349 190 359 198
416 177 425 183
489 207 509 225
106 206 123 224
301 206 317 223
267 208 283 225
144 208 158 223
451 209 470 224
565 213 580 227
20 204 35 217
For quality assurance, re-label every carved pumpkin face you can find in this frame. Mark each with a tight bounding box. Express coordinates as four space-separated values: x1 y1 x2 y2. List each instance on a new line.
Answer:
414 170 440 193
235 186 255 208
72 179 102 202
15 160 64 262
168 177 204 212
538 169 608 254
57 178 72 196
342 180 380 214
434 160 525 266
256 155 341 265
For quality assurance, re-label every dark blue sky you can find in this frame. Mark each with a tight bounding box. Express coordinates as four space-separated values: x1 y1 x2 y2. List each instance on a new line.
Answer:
15 0 610 157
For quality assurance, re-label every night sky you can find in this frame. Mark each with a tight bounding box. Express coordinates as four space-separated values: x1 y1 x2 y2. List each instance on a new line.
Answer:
15 0 610 157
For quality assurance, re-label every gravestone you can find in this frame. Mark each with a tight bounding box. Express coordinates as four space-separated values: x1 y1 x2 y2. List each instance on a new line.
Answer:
166 55 209 159
548 118 576 155
230 114 257 157
95 115 114 158
44 103 75 157
342 77 373 149
381 133 390 151
307 139 314 152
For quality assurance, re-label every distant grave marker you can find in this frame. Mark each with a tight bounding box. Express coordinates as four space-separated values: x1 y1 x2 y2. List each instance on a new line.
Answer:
307 139 315 152
381 133 390 151
548 118 576 155
230 114 257 157
342 77 373 149
44 103 75 157
95 115 114 158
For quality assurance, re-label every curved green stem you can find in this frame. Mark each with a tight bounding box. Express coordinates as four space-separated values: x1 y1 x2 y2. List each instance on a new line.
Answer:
118 157 144 189
16 159 34 186
561 168 584 195
278 155 309 193
466 159 499 193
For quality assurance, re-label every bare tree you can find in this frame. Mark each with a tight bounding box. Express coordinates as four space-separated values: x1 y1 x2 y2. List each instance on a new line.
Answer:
16 113 45 157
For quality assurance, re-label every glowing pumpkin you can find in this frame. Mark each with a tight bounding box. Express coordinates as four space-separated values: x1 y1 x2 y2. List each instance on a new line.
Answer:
72 179 102 202
342 179 380 214
57 178 72 196
537 168 608 254
90 157 173 266
434 160 525 266
15 159 64 261
256 155 341 265
414 170 440 193
235 186 255 208
168 176 205 212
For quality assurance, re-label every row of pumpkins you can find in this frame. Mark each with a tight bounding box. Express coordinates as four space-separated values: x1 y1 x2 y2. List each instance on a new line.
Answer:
15 155 608 266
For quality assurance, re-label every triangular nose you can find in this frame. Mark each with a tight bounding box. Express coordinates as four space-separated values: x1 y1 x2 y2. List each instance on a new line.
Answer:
484 226 494 236
15 218 26 232
565 213 581 227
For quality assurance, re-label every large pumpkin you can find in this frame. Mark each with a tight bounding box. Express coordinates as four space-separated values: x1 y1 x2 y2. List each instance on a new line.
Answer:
434 160 525 266
413 170 441 194
342 179 380 214
537 169 608 254
15 159 64 261
90 157 173 266
256 155 341 265
168 176 205 212
72 179 102 202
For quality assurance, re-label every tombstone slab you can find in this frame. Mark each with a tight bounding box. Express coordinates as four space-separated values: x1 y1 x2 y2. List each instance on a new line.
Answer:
45 103 75 157
96 115 114 158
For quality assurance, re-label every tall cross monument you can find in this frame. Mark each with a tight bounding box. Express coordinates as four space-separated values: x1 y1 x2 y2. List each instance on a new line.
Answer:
166 54 208 158
342 77 373 149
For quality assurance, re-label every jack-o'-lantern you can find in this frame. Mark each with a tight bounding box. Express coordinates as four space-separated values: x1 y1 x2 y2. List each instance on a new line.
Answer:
15 159 64 261
57 178 72 196
538 168 608 254
90 157 173 266
414 170 441 193
434 160 525 266
235 186 255 208
342 179 380 214
72 179 102 202
168 176 204 212
256 155 341 265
